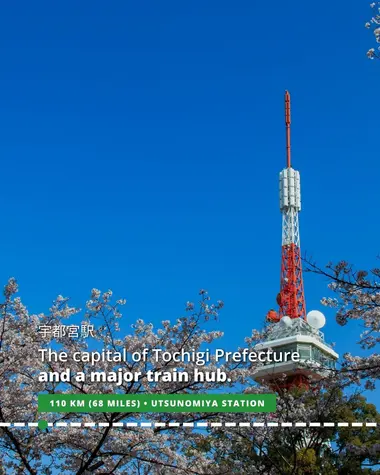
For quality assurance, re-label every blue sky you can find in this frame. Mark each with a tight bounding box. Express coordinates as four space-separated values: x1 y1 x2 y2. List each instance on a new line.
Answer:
0 1 378 406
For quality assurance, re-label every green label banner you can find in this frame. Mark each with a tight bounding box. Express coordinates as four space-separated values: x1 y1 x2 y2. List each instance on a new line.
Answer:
38 394 276 413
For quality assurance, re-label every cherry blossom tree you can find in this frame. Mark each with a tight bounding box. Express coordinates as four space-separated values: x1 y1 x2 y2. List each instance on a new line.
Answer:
366 2 380 59
0 276 379 474
306 259 380 388
0 280 237 474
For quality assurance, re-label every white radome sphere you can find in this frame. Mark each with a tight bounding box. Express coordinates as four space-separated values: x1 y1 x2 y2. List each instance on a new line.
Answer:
307 310 326 329
280 316 292 327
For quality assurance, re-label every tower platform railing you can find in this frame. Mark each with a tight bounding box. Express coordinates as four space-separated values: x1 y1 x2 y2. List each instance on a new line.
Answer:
266 318 334 350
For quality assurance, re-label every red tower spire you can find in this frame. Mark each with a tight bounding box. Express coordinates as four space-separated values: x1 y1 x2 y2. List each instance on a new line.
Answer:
267 91 306 322
285 90 291 168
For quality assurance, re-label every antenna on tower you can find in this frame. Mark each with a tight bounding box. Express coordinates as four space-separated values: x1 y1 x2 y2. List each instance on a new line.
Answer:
285 90 291 168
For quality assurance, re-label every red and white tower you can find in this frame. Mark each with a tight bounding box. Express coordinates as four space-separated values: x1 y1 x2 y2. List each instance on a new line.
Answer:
267 91 306 323
255 91 338 390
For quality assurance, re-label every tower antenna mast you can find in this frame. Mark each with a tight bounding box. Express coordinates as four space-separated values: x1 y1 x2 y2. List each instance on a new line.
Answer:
285 90 291 168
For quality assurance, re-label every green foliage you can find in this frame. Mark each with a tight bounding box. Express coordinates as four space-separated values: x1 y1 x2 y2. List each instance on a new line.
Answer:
192 389 380 475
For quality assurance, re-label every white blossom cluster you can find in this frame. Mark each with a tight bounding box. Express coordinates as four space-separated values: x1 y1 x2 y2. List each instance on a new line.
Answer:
366 2 380 58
